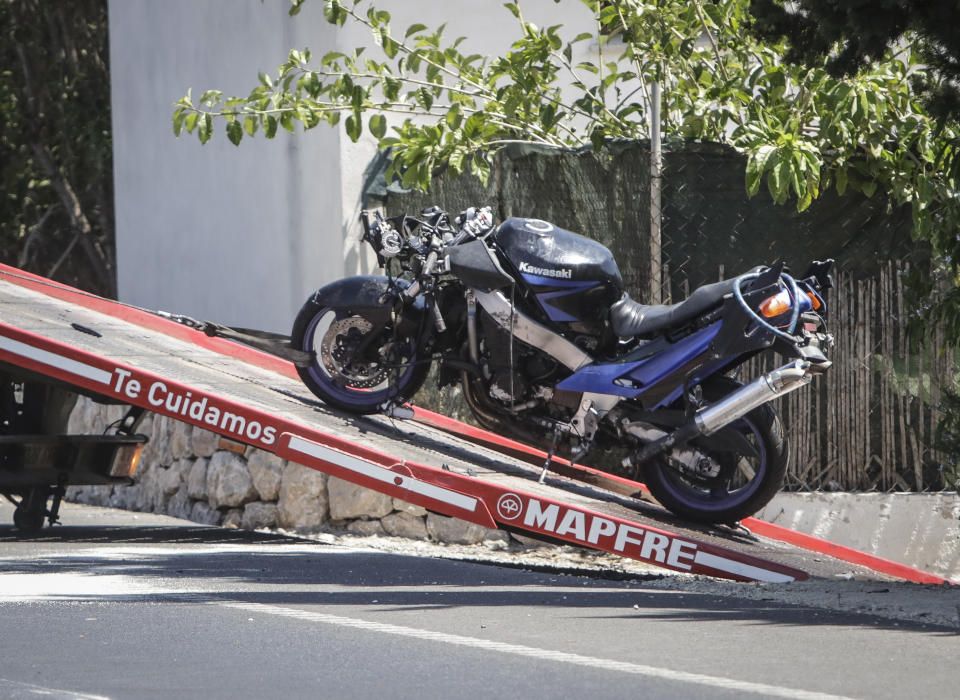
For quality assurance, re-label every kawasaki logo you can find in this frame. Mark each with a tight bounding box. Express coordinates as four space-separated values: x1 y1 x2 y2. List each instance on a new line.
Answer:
519 261 573 279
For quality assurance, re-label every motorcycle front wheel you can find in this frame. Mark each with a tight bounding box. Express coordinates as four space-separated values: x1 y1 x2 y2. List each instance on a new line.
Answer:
291 294 431 414
640 377 789 524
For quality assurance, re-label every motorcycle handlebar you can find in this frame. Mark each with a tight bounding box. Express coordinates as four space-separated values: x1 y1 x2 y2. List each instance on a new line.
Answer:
450 229 472 246
423 250 439 276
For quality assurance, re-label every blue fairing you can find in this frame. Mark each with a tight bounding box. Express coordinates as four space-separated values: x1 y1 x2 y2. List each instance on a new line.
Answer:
555 322 721 400
521 273 601 323
656 355 732 407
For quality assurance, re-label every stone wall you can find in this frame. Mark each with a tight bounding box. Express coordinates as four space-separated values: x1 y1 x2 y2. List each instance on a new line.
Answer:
66 398 509 545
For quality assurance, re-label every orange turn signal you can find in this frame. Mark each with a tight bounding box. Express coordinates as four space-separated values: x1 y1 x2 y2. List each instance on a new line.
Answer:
806 291 822 310
759 289 792 318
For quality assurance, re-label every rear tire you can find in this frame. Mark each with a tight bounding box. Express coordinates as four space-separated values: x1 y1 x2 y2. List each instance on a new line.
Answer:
291 295 431 415
641 377 789 524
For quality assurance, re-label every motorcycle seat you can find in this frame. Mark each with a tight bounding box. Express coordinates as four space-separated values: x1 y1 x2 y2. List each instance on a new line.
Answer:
609 276 749 338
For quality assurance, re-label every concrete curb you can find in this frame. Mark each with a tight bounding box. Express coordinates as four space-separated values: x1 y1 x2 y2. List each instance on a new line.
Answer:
757 492 960 582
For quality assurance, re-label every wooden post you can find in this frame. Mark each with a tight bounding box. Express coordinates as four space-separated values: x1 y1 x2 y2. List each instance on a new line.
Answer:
649 81 662 304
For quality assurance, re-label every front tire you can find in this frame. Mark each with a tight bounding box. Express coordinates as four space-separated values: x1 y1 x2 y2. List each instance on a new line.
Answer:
641 378 789 524
291 295 430 415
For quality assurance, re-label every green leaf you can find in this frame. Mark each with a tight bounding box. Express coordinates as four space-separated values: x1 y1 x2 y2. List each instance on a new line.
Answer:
243 115 258 137
226 120 243 146
745 158 762 197
503 3 521 20
400 164 420 189
345 114 362 141
768 155 783 202
371 22 384 47
172 108 185 137
445 105 462 130
265 116 278 138
539 102 556 131
280 110 295 133
861 180 877 198
323 0 346 25
418 87 434 111
383 37 398 58
463 113 483 138
789 156 802 197
471 154 491 186
198 114 213 144
321 51 346 66
448 148 466 174
199 89 222 107
754 144 776 173
369 114 386 139
405 23 427 38
184 111 199 133
589 126 605 152
835 168 848 196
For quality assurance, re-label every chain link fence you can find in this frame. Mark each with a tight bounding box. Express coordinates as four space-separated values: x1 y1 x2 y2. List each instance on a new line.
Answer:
377 140 955 491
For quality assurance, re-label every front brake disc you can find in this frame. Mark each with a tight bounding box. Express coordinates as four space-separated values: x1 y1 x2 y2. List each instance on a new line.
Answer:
319 317 389 388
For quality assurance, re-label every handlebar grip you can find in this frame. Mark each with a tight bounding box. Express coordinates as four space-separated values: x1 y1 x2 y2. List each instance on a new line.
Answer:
360 210 372 239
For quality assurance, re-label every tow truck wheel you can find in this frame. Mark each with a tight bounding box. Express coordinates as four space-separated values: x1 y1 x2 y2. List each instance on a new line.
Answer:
12 488 50 533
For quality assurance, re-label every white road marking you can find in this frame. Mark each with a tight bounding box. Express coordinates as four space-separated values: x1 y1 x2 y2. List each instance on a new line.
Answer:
207 598 854 700
0 335 112 384
0 678 110 700
0 566 851 698
286 434 478 512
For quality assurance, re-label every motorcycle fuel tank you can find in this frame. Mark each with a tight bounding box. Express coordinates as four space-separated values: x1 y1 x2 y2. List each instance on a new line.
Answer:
493 217 624 335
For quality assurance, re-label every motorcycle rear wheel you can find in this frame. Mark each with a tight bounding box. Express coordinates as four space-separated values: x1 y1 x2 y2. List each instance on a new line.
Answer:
291 295 430 415
641 377 788 524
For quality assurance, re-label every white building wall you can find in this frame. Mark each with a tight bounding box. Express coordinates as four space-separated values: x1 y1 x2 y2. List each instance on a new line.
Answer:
109 0 593 332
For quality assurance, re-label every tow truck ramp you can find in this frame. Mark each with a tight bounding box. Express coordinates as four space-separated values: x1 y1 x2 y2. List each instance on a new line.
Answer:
0 264 938 584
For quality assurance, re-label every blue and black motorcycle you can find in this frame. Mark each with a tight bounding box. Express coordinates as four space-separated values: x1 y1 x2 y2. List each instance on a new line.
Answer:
292 206 833 524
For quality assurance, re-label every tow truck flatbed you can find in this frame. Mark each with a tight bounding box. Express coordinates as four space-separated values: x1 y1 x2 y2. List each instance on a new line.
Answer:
0 264 938 583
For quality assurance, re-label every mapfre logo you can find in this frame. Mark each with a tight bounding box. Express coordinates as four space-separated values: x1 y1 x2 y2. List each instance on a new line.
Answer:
496 493 524 520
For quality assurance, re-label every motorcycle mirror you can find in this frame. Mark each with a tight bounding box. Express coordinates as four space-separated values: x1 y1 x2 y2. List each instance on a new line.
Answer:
801 259 834 290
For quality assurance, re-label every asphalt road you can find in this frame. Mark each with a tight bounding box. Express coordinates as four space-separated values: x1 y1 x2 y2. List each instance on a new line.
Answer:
0 502 956 700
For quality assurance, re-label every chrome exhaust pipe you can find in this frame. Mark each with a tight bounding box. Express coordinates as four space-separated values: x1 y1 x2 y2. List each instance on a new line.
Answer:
626 360 812 466
694 360 812 436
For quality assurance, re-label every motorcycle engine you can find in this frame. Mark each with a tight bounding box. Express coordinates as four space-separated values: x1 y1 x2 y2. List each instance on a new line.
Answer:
479 310 562 405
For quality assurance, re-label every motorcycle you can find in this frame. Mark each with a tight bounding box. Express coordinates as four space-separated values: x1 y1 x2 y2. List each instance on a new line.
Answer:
291 206 833 524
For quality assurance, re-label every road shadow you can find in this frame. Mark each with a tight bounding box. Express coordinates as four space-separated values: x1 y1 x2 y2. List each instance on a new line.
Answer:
1 534 956 635
0 522 305 545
